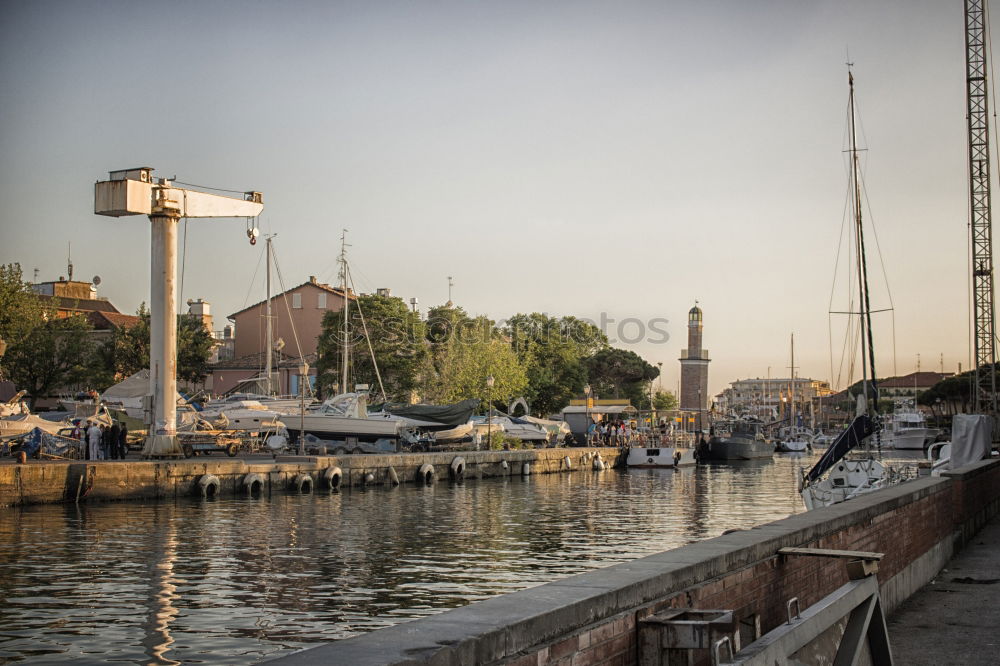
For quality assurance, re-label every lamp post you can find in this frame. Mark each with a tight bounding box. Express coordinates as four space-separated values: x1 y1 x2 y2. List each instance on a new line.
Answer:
485 375 495 450
584 384 592 445
298 361 309 455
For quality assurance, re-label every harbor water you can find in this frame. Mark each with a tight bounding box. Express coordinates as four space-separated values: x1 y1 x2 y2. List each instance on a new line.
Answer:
0 451 923 664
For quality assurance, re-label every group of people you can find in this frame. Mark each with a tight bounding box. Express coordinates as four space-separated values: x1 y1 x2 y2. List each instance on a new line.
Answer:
76 421 129 460
586 420 641 447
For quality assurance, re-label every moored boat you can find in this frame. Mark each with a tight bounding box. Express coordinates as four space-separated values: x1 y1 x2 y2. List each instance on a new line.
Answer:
703 417 773 460
626 445 696 468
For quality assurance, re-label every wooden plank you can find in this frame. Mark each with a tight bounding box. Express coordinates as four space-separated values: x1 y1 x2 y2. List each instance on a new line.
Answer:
778 547 884 561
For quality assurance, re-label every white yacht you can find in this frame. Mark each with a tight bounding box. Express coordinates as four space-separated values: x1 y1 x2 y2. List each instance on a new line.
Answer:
284 392 402 443
882 399 932 450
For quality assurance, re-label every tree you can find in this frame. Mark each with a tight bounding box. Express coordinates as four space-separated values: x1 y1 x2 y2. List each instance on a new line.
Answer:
505 312 608 416
4 314 96 408
177 314 215 384
97 305 214 387
0 263 45 377
317 293 426 401
585 347 660 407
425 323 528 407
653 390 678 411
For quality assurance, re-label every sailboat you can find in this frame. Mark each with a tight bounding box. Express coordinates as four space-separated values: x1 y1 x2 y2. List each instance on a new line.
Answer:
800 70 903 509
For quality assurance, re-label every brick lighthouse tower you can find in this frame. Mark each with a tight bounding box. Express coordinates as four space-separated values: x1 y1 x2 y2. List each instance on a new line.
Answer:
679 302 710 428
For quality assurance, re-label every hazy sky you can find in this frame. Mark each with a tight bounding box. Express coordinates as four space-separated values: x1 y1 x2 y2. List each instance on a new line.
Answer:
0 0 978 397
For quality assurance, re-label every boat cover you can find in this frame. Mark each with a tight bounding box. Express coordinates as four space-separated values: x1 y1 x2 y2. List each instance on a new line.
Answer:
803 414 875 484
1 427 81 458
382 399 480 427
950 414 993 468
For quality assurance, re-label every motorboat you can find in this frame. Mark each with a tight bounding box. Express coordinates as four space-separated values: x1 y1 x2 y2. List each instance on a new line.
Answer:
775 427 812 453
882 398 933 450
626 445 697 468
284 392 402 443
194 399 287 433
702 417 773 460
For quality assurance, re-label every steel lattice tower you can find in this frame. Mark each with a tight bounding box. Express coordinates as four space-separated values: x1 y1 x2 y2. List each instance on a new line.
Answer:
965 0 998 414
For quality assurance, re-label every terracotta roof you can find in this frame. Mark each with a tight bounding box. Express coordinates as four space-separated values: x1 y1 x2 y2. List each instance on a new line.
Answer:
229 279 355 318
878 372 952 388
37 294 121 314
208 351 318 371
87 311 142 330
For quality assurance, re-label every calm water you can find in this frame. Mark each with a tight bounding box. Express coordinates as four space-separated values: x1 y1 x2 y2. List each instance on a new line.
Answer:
0 452 922 664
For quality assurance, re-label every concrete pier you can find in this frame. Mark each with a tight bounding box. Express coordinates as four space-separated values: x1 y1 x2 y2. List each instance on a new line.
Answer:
0 447 621 507
888 512 1000 665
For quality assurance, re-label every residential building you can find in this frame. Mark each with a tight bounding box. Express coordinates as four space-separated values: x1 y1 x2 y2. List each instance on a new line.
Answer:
716 376 834 421
228 276 354 359
877 372 952 398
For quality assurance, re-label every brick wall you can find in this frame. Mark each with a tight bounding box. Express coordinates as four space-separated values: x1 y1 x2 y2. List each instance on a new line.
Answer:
269 459 1000 666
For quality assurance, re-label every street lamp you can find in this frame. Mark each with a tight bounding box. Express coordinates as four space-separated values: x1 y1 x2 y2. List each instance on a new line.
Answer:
486 375 495 450
298 361 309 455
584 384 592 445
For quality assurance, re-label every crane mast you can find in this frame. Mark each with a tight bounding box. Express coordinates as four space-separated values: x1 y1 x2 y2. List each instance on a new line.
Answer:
965 0 999 415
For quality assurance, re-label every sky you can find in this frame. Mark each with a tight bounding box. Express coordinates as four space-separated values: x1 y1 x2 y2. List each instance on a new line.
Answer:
0 0 980 398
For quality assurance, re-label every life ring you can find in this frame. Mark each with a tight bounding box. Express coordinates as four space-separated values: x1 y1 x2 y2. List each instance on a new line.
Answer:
323 466 343 489
418 463 435 485
292 473 312 493
450 456 466 480
197 474 220 498
241 472 264 495
226 442 239 457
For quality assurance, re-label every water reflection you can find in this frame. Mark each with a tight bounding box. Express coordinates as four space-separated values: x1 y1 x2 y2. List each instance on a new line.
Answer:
0 452 917 663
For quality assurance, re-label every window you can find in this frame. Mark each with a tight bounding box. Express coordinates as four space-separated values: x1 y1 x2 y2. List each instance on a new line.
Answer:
292 293 301 309
318 292 327 309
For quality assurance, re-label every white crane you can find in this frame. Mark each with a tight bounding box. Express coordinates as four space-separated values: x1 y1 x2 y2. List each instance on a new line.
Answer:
95 167 263 458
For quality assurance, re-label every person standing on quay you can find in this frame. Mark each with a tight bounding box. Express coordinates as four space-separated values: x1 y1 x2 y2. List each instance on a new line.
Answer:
87 421 102 460
108 421 121 460
118 423 129 459
101 424 113 460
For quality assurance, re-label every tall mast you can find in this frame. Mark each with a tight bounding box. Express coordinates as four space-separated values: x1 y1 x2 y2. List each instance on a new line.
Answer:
965 0 998 415
848 69 878 416
339 230 350 394
264 235 273 395
790 332 796 427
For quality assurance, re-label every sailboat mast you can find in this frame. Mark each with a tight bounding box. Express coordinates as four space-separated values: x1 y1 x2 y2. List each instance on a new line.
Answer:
848 70 878 415
790 332 796 428
265 235 273 395
339 230 349 395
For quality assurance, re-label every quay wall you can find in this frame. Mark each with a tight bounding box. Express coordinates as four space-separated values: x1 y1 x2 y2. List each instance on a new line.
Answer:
268 458 1000 666
0 447 620 507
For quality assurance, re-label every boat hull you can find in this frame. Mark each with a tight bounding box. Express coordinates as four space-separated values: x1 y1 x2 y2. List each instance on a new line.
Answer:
885 428 931 450
286 415 400 442
776 440 810 453
704 437 773 460
626 446 696 468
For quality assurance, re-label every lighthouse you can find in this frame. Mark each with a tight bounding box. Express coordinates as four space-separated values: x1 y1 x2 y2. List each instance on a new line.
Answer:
679 303 711 426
